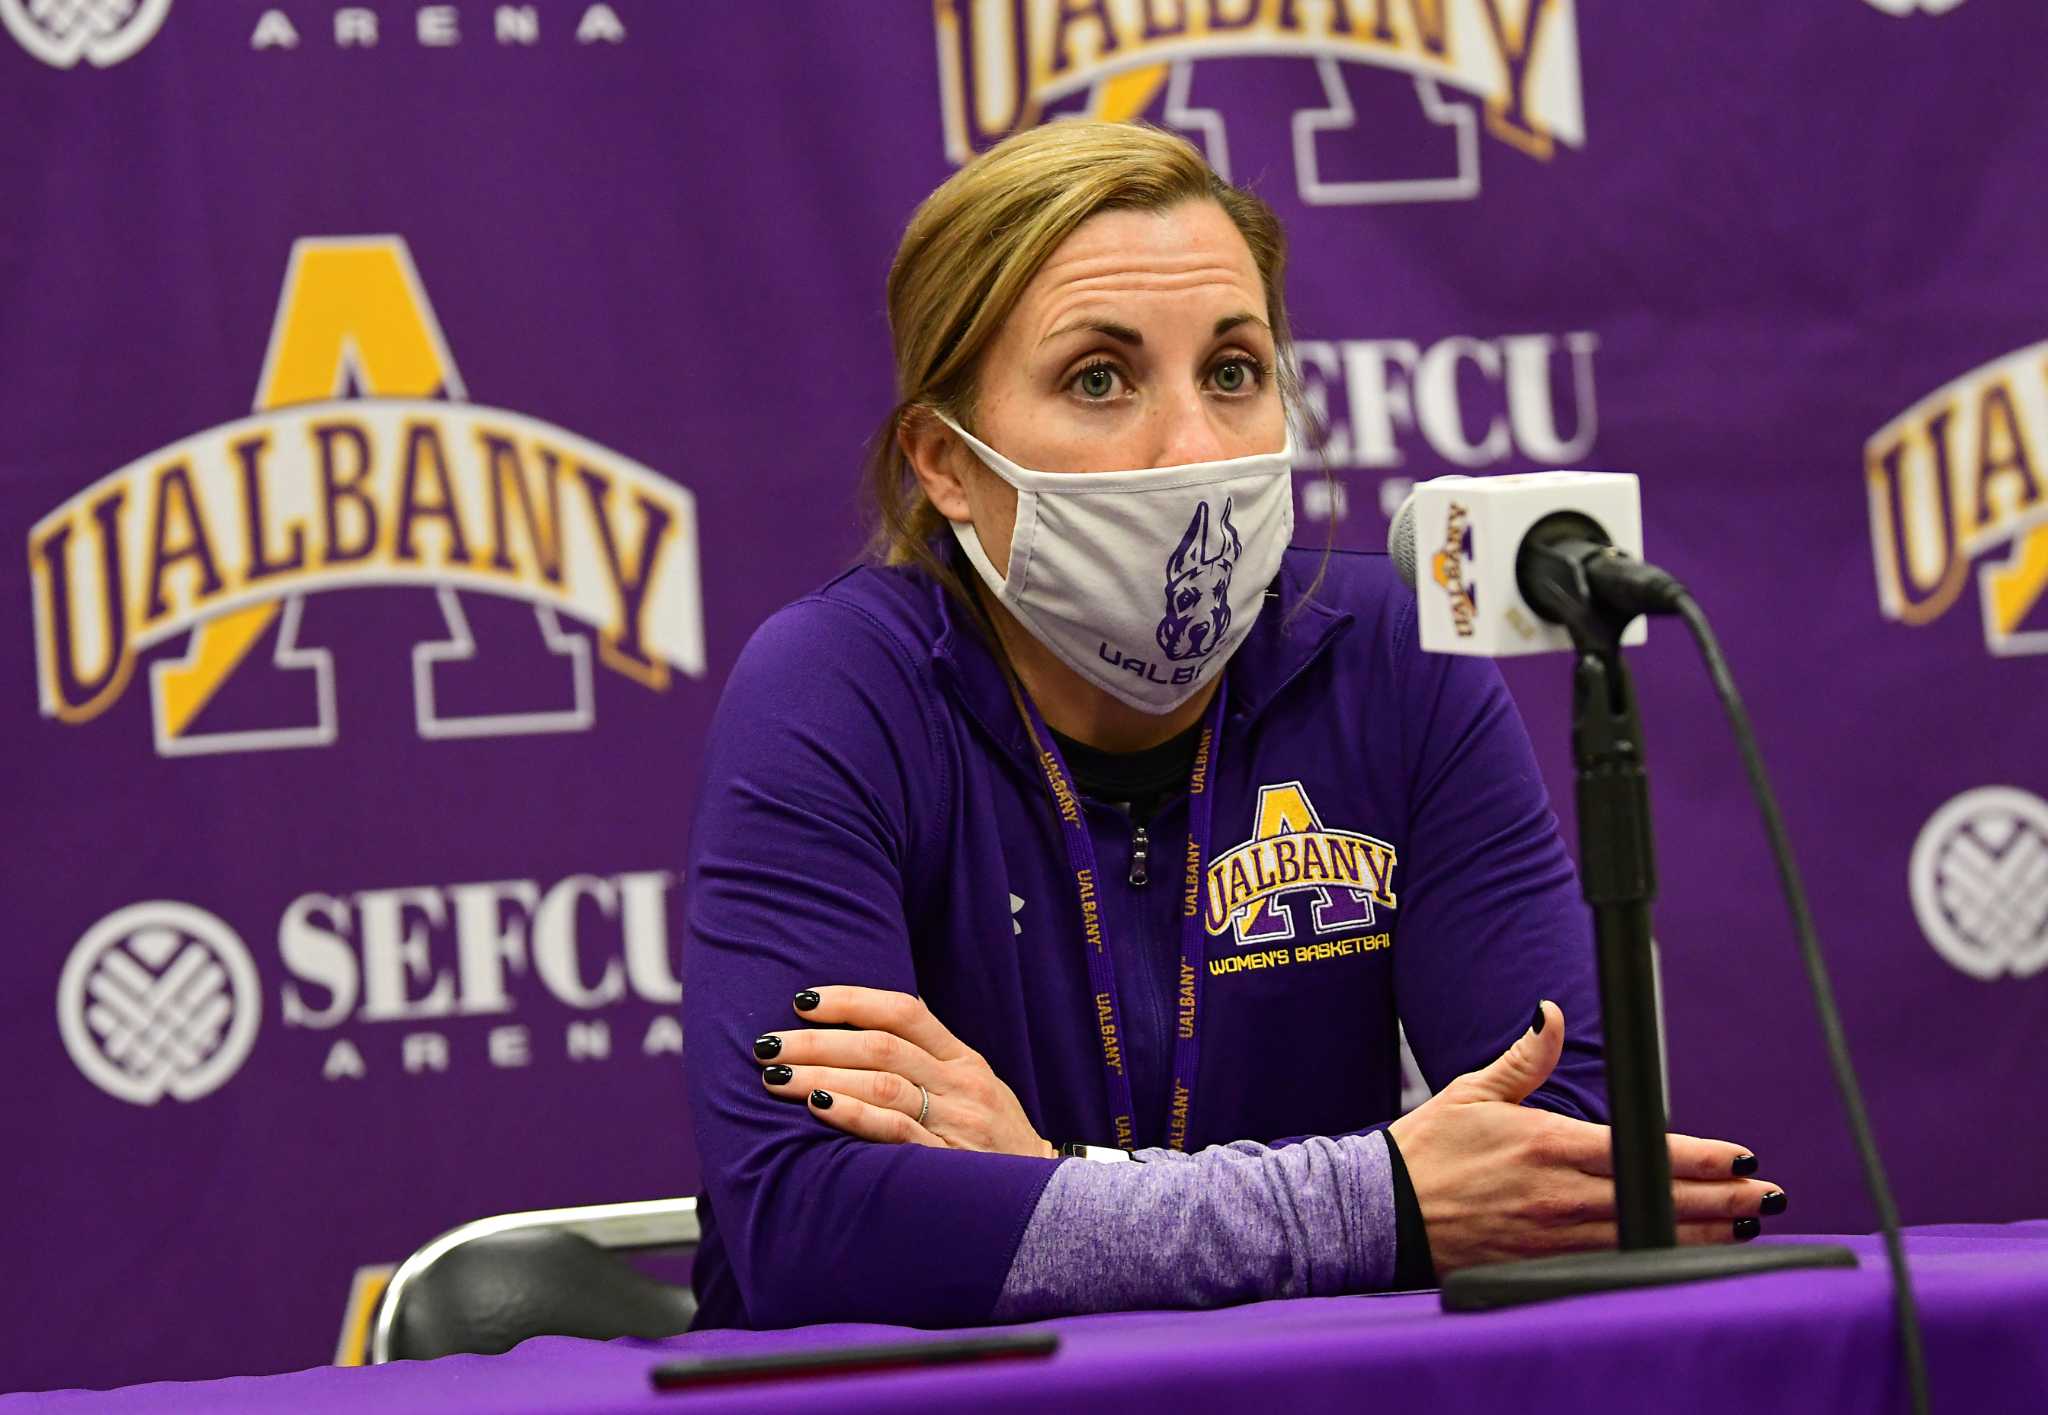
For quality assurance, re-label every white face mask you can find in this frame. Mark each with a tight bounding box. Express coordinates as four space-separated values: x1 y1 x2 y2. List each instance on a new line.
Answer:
937 413 1296 714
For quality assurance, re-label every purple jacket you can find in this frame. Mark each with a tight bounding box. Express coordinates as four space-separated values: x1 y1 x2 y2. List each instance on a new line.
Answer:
681 547 1606 1329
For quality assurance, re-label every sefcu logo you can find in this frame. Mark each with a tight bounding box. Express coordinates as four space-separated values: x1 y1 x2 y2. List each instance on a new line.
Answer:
933 0 1585 208
1295 331 1599 477
1 0 170 68
1865 338 2048 657
1909 787 2048 981
58 872 684 1104
28 236 703 756
1204 782 1398 949
57 901 262 1105
1431 500 1479 636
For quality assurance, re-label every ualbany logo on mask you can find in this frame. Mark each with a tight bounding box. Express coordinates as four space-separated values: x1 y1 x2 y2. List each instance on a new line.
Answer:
1155 497 1239 661
1205 782 1398 947
934 0 1583 207
27 236 703 754
1865 338 2048 657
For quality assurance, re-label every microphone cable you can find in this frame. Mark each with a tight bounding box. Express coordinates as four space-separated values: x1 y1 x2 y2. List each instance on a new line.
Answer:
1670 589 1930 1415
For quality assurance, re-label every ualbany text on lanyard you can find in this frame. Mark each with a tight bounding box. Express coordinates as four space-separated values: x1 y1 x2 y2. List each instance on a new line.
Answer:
1024 684 1225 1152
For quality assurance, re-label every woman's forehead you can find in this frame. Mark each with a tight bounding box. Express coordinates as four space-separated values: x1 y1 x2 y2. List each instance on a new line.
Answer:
1016 203 1264 342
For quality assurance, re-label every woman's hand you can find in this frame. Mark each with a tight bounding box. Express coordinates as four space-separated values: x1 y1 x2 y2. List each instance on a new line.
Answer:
1387 1001 1787 1273
750 986 1056 1159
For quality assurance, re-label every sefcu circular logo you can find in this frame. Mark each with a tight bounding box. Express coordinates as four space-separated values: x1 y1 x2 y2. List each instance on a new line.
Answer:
1 0 170 69
57 901 261 1104
1909 788 2048 981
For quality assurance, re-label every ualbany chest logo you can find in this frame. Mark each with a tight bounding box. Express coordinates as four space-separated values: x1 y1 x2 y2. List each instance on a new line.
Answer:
1203 782 1398 946
28 236 703 755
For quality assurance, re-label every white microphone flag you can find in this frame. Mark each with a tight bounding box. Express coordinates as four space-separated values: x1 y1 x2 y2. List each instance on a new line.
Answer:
1404 472 1650 657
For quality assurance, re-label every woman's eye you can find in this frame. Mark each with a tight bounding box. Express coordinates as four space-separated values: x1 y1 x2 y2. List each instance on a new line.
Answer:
1211 358 1259 394
1074 364 1121 400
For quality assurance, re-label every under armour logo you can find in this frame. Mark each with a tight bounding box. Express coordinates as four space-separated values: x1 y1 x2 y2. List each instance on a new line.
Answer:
57 901 262 1104
1010 893 1025 937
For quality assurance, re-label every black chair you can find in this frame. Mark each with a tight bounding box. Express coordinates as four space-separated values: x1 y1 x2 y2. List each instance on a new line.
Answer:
369 1198 701 1363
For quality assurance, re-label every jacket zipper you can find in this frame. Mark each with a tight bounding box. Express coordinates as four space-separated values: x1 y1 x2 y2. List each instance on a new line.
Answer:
1128 823 1150 886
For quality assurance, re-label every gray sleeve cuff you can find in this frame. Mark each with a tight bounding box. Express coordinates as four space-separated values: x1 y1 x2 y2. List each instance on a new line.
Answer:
990 1130 1398 1321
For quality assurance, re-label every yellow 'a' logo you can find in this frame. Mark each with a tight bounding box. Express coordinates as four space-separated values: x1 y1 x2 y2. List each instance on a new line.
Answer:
1204 782 1398 945
27 236 704 754
934 0 1584 205
1865 338 2048 656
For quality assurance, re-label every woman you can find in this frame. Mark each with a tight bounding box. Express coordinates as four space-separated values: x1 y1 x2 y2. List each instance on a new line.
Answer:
681 122 1782 1330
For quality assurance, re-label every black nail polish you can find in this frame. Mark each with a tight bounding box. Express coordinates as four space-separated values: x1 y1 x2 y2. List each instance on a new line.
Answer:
809 1089 833 1109
794 990 821 1012
761 1064 793 1086
1734 1217 1761 1241
1530 1004 1546 1036
1760 1191 1787 1217
1733 1153 1759 1177
753 1034 782 1060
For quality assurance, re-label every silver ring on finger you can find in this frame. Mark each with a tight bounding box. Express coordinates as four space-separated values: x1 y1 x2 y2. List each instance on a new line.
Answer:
916 1084 930 1128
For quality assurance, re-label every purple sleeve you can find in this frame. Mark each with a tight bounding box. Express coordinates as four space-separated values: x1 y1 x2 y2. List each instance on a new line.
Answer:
990 1132 1397 1321
682 599 1057 1328
1388 597 1608 1122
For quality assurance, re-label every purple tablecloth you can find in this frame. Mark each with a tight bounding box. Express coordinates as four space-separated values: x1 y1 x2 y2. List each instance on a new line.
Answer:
13 1227 2047 1413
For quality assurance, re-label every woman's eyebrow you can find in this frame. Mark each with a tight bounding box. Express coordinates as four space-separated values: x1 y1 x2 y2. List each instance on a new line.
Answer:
1040 319 1143 347
1039 312 1269 347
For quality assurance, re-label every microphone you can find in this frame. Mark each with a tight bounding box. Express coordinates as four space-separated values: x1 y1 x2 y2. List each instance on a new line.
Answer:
1386 472 1682 656
1387 474 1919 1374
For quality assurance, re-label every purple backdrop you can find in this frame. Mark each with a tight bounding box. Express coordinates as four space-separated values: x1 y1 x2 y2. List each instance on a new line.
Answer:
5 0 2045 1395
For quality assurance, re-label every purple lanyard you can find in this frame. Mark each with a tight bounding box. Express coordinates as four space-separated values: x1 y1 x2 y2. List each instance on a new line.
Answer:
1022 683 1225 1152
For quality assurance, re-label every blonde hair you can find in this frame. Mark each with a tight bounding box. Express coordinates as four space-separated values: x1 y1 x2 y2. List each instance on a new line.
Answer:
865 121 1308 601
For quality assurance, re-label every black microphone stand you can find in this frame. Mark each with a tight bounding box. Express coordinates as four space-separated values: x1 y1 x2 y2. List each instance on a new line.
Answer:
1440 534 1855 1310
